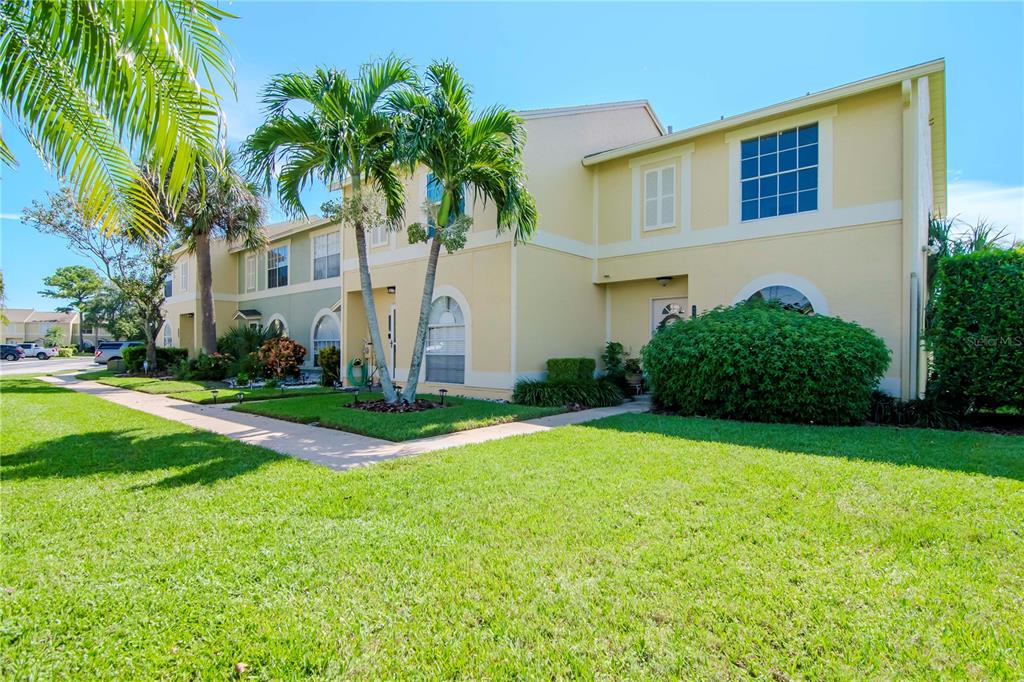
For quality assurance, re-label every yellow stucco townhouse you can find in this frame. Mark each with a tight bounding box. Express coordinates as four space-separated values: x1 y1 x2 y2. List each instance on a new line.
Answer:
163 59 945 401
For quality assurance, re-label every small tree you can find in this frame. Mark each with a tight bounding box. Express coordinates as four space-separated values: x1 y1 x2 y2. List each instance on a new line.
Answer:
22 187 174 366
42 326 64 347
38 265 103 347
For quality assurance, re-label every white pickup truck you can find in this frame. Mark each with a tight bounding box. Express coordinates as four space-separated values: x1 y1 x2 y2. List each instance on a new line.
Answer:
17 343 58 360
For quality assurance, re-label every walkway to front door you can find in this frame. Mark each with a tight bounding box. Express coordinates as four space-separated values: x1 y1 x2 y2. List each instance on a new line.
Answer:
39 374 650 472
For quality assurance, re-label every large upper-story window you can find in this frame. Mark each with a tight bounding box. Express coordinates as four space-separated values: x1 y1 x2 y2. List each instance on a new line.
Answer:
741 123 818 221
369 224 389 248
267 245 288 289
163 275 172 298
644 165 675 230
176 261 188 292
313 231 340 279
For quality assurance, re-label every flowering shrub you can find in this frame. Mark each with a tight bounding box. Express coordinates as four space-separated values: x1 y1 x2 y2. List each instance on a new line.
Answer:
258 337 307 380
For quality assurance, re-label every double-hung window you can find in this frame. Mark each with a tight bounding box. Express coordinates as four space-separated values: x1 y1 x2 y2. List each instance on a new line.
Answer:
369 224 389 247
267 245 288 289
644 165 675 230
163 276 172 298
313 231 341 280
245 254 257 291
177 262 188 292
741 123 818 221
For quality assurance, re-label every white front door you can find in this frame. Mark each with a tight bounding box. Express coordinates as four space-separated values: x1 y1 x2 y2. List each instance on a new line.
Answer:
651 297 688 336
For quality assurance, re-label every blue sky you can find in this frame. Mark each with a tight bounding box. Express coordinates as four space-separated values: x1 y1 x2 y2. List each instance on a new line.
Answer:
2 1 1022 309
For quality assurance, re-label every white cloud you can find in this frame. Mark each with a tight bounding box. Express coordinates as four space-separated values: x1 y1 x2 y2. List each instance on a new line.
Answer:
0 213 21 220
947 180 1024 241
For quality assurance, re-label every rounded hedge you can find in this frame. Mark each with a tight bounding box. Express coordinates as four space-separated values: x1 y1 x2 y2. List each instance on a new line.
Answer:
641 302 891 425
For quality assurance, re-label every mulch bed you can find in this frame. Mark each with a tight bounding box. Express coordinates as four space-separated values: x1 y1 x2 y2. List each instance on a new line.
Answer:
348 398 446 413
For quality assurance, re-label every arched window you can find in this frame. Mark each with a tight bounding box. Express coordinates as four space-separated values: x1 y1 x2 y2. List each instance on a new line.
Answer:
312 314 340 367
162 322 172 348
426 296 465 384
747 285 815 314
267 315 288 336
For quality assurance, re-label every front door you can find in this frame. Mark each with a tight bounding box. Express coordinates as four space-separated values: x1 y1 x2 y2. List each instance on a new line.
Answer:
651 297 688 337
387 305 397 377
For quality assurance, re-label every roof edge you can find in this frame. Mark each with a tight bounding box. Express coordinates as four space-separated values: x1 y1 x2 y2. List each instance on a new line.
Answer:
583 59 945 166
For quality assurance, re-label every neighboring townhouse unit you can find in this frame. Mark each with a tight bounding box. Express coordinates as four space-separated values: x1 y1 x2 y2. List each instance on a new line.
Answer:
1 308 80 345
166 60 945 401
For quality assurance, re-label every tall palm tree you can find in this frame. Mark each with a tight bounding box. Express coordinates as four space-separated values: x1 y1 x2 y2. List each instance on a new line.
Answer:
393 61 537 402
243 57 416 404
173 151 266 354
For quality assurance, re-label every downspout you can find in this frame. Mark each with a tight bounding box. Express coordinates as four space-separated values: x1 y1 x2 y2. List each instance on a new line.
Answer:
909 272 920 398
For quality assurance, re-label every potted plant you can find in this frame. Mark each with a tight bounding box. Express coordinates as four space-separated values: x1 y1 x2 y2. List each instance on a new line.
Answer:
624 358 643 395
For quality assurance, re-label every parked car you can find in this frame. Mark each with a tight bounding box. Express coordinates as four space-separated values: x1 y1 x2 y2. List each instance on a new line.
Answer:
17 343 58 360
1 344 25 361
94 340 143 365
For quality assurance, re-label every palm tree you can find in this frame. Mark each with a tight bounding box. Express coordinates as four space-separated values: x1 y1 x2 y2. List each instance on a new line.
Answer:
0 0 235 237
173 151 266 354
393 61 537 402
243 57 416 404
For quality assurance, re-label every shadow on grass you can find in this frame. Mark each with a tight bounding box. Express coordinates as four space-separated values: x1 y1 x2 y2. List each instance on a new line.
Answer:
2 428 284 488
0 380 69 394
585 412 1024 482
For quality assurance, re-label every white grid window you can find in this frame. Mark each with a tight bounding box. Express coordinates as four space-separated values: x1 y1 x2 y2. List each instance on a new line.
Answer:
162 323 172 347
313 232 341 280
425 296 465 384
644 165 675 230
267 245 288 289
369 225 388 247
245 254 256 291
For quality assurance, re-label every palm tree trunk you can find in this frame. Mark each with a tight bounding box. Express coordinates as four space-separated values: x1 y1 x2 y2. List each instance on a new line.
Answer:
195 230 217 354
401 235 443 403
77 307 84 348
354 220 398 403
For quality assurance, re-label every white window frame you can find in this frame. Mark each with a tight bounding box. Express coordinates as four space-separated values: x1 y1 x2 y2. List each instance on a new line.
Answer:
643 164 676 231
726 105 835 226
245 254 257 292
266 242 290 289
311 228 342 280
177 261 189 292
309 309 341 367
162 322 173 347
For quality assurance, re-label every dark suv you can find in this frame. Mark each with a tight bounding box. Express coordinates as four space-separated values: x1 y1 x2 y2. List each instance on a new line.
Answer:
1 344 25 361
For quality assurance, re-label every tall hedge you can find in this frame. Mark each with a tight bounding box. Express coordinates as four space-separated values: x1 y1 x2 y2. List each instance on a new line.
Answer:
123 345 188 373
642 302 891 425
929 248 1024 410
546 357 596 383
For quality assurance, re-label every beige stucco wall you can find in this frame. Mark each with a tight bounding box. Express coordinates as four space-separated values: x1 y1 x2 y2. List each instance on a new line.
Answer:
515 245 605 378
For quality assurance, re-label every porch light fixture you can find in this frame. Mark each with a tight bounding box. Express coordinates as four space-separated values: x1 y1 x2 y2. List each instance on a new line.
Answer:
438 388 448 406
656 276 673 287
387 286 396 294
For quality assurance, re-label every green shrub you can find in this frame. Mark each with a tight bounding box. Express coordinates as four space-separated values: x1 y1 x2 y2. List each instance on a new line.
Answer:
57 347 75 358
171 352 234 381
258 337 306 380
601 342 628 391
217 324 281 362
868 389 962 430
928 248 1024 412
318 345 341 386
546 357 596 383
513 377 623 408
123 345 189 373
642 301 891 426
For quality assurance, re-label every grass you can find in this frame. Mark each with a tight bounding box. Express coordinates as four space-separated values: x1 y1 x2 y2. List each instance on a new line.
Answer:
232 391 561 441
3 376 1023 679
75 369 334 404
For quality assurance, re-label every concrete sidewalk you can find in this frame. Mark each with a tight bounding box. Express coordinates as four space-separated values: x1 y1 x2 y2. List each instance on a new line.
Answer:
39 375 649 471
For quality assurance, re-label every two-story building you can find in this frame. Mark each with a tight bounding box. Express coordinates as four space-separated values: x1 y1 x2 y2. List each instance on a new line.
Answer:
163 59 945 401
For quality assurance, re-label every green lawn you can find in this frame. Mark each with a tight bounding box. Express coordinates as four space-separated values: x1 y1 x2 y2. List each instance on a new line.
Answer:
76 369 334 404
232 391 560 441
2 376 1022 679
